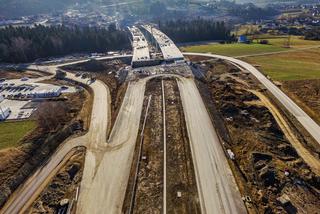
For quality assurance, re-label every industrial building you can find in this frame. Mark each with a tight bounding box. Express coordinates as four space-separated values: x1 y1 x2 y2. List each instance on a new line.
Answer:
142 25 184 63
1 83 62 99
29 87 62 98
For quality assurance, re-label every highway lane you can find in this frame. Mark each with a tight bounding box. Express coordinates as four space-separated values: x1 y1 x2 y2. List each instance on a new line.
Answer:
183 52 320 144
1 68 247 214
77 80 146 214
1 64 111 214
178 77 247 214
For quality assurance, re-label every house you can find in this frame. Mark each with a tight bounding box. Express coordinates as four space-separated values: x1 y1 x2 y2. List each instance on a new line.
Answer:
238 35 248 43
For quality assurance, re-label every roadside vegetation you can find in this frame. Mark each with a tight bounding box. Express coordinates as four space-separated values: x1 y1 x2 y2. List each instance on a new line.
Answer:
182 43 286 57
0 120 36 150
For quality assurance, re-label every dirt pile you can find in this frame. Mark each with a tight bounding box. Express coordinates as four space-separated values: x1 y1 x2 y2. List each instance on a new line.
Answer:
195 60 320 213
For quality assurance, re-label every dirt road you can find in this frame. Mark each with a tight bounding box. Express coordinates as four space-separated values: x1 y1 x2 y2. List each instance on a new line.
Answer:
251 90 320 175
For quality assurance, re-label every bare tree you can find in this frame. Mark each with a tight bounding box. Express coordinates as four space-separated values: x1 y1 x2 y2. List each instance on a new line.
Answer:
37 102 68 132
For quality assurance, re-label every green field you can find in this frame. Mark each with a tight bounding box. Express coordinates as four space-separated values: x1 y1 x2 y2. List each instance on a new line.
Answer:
182 36 320 81
266 36 320 48
0 120 37 150
244 49 320 81
181 36 320 57
182 43 286 57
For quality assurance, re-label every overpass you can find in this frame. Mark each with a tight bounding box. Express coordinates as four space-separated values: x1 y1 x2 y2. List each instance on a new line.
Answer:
128 26 151 68
142 25 184 63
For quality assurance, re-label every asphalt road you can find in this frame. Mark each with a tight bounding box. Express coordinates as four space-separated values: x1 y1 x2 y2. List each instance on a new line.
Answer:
184 52 320 145
178 77 247 214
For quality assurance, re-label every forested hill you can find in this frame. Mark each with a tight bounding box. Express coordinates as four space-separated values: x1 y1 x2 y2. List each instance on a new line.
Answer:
159 19 233 44
0 25 130 63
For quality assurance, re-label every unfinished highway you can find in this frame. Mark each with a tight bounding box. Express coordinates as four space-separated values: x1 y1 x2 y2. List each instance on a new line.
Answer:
77 80 146 214
0 62 111 214
178 77 246 214
183 52 320 145
6 27 318 214
1 27 249 214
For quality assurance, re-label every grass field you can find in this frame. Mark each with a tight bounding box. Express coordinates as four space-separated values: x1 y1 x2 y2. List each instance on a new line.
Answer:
0 120 37 150
244 49 320 81
181 36 320 57
182 43 286 57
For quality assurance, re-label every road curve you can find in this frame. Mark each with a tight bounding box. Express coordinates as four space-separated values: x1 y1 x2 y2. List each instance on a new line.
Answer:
183 52 320 144
0 64 111 214
77 80 146 214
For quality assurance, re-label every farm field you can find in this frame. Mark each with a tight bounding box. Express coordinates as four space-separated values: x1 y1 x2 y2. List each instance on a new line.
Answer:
181 36 320 57
243 48 320 81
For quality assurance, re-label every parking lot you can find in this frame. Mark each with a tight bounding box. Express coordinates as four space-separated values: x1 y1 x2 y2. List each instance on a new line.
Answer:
0 99 35 120
0 76 77 120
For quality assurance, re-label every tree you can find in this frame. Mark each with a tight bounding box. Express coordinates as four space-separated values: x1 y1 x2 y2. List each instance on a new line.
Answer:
37 102 68 132
159 18 231 43
0 25 131 63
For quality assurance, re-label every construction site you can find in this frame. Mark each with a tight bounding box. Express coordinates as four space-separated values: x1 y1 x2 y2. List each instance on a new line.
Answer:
189 57 320 213
0 25 319 214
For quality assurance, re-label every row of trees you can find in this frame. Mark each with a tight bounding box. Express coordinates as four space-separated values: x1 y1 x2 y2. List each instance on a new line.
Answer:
159 19 233 43
0 25 131 63
305 27 320 40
